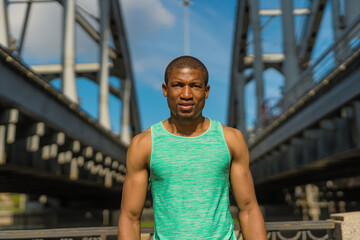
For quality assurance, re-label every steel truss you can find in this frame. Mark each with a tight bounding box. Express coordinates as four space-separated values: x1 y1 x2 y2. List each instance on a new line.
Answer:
228 0 360 137
0 0 141 145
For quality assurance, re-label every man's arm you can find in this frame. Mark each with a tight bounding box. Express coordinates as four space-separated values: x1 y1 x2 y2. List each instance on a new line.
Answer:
118 130 151 240
224 126 267 240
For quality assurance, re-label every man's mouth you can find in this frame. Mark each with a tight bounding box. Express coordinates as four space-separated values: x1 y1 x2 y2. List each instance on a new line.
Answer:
179 103 194 111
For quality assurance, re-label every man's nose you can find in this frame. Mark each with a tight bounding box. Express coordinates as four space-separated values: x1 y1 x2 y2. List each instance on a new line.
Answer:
180 85 192 99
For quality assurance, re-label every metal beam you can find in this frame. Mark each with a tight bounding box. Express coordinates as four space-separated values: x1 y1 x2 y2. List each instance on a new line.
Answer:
331 0 343 65
74 8 117 60
98 0 111 130
344 0 360 26
29 62 112 74
17 1 32 56
228 0 249 127
259 8 310 16
62 0 78 103
110 0 141 135
29 63 123 101
243 53 284 66
0 48 128 164
234 71 246 135
120 78 131 145
0 0 9 47
281 0 300 91
249 66 360 161
299 0 327 68
249 0 264 124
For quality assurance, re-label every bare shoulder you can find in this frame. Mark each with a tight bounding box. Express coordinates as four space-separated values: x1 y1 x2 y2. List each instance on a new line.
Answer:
127 128 151 169
222 125 246 145
221 124 248 160
129 128 151 149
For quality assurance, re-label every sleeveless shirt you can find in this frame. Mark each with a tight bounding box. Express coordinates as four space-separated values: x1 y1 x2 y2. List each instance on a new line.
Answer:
150 119 236 240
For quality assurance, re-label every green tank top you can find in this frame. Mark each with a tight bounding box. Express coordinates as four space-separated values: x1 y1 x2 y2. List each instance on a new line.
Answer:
150 119 236 240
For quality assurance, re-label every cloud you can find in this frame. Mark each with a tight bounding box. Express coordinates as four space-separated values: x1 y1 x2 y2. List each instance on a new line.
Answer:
133 54 171 91
120 0 175 37
8 2 62 63
8 1 102 64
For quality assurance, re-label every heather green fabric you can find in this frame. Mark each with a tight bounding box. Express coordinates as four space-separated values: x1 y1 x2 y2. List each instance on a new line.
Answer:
150 119 236 240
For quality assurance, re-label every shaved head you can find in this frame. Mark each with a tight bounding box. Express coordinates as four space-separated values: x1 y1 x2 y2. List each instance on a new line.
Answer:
165 56 208 85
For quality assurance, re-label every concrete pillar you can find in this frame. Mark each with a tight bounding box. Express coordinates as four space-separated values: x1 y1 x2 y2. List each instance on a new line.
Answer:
331 211 360 240
62 0 78 103
234 71 246 135
281 0 299 92
120 79 132 145
249 0 264 126
0 0 9 47
98 0 111 130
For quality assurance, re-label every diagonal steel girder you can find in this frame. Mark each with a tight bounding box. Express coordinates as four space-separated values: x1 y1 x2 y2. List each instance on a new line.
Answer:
299 0 327 68
53 0 140 136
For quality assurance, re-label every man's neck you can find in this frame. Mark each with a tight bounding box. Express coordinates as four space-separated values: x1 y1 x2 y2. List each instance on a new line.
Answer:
164 115 209 137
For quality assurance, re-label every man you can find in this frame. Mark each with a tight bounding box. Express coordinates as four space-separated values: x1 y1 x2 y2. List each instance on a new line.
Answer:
118 56 267 239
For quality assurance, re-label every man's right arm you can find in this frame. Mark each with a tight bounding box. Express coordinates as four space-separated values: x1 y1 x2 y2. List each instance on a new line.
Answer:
118 130 151 240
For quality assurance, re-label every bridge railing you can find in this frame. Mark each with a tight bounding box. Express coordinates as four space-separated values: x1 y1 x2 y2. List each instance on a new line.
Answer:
257 15 360 132
0 220 336 240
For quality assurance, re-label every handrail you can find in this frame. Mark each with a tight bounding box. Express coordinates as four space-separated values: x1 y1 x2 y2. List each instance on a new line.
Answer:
0 220 335 239
250 15 360 147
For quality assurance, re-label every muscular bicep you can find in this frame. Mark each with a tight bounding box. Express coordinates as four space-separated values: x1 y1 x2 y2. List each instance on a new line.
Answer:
230 157 257 211
226 128 258 211
120 134 150 220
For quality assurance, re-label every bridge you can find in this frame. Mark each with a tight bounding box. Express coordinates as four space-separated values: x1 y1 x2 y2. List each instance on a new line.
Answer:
228 0 360 205
0 0 140 208
0 0 360 234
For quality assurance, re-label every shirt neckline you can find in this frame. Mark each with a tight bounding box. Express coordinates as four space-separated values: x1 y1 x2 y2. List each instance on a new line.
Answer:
160 118 213 139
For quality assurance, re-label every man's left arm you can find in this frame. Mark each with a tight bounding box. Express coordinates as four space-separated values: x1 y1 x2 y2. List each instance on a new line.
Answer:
224 126 267 240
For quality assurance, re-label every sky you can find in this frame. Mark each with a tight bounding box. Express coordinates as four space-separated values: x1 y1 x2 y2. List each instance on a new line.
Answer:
120 0 237 131
6 0 335 134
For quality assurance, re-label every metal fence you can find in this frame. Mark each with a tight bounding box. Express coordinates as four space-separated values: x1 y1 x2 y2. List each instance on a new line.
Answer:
0 220 335 240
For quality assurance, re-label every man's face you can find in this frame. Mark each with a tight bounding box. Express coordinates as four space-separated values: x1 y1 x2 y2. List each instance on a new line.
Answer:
162 67 210 121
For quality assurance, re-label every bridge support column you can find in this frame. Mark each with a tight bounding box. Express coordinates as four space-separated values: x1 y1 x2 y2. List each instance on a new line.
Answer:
98 0 111 130
331 0 344 66
0 0 9 47
120 79 132 145
249 0 264 126
234 71 246 135
281 0 299 91
331 211 360 240
62 0 78 103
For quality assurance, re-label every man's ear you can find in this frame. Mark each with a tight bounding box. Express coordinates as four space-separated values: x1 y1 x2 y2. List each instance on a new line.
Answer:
162 83 168 97
205 85 210 99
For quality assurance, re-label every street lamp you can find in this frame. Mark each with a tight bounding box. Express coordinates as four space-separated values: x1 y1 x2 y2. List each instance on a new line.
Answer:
181 0 193 55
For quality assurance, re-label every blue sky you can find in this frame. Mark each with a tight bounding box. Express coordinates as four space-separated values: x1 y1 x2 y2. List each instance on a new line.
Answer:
121 0 237 131
7 0 335 133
